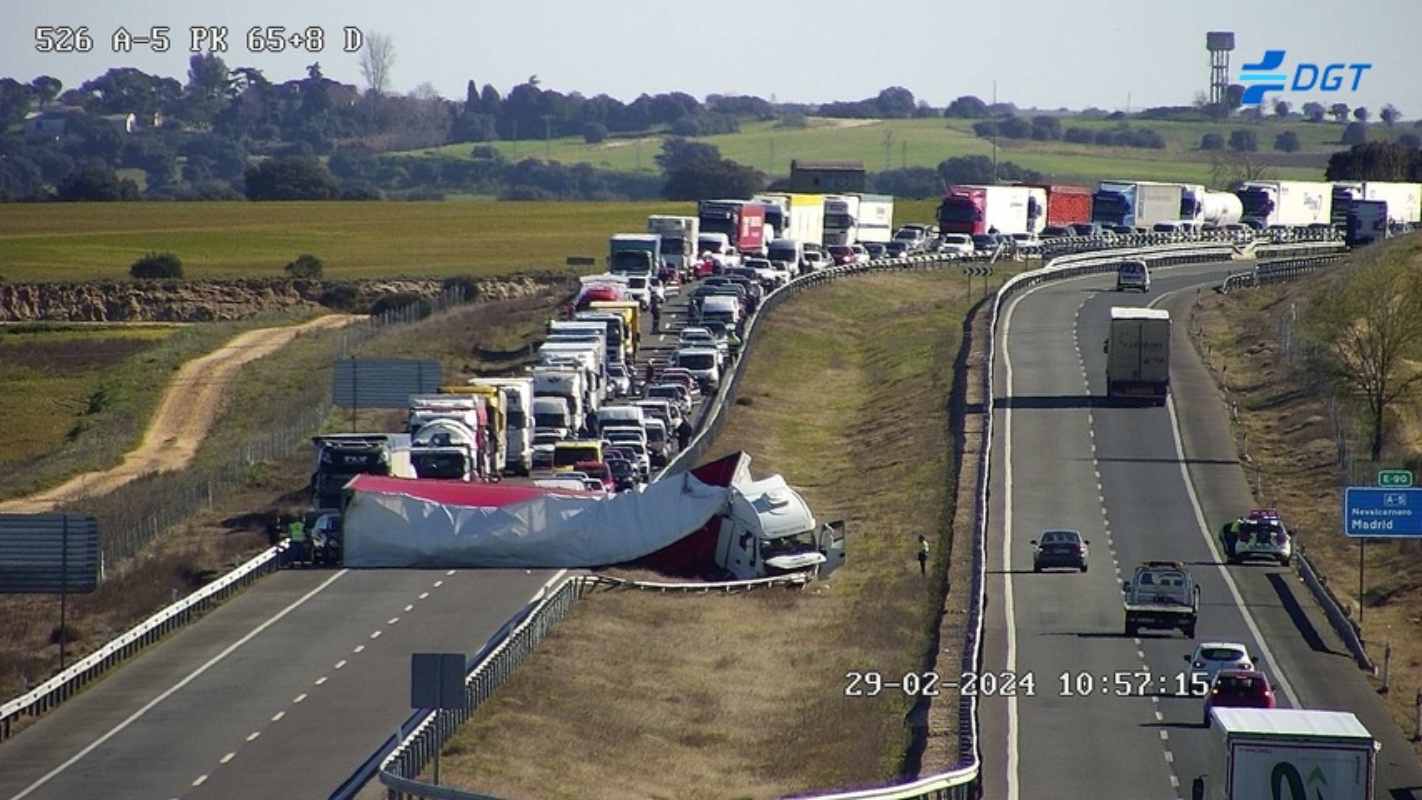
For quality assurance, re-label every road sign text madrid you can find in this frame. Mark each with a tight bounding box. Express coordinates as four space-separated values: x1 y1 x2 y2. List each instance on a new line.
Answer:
1344 487 1422 537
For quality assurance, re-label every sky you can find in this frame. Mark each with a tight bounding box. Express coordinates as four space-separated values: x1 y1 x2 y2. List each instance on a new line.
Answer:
6 0 1420 117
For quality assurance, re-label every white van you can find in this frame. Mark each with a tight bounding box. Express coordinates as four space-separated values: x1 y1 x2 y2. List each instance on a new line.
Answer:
767 238 805 277
699 295 742 328
1116 260 1150 293
596 404 646 434
675 347 722 392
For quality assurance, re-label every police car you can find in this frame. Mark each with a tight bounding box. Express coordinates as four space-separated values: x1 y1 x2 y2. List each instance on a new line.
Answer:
1221 509 1292 566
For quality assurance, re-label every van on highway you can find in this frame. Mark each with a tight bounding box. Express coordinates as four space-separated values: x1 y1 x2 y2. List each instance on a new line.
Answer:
1115 260 1150 292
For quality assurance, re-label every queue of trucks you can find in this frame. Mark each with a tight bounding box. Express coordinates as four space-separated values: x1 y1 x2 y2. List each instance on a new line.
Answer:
932 178 1419 243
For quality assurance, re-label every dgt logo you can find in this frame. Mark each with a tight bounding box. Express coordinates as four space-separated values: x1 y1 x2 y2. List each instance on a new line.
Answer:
1238 50 1372 105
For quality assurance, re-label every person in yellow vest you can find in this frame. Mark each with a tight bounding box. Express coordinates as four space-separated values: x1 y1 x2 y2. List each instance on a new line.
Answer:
288 516 308 567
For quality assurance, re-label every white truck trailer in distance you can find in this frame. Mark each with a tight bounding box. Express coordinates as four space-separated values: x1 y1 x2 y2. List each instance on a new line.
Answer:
822 194 860 246
646 216 699 274
854 194 895 243
1236 181 1333 227
1198 708 1377 800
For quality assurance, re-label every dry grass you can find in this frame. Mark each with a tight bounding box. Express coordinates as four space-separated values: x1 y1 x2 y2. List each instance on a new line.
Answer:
1190 236 1422 759
433 271 972 798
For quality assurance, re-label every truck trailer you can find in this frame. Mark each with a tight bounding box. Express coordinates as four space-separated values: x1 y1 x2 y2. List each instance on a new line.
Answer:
1197 708 1377 800
1359 181 1421 226
1104 306 1171 403
1236 181 1333 228
853 193 894 244
468 377 534 476
937 185 1047 236
787 193 828 246
1092 181 1185 230
1180 184 1244 227
698 199 767 256
1030 184 1093 228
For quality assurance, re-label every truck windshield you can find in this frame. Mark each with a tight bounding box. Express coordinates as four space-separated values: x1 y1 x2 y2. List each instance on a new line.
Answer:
554 447 599 467
661 239 685 255
534 413 567 428
937 198 979 222
1237 189 1275 219
824 214 855 229
768 247 796 261
412 452 467 480
506 410 526 428
699 215 735 237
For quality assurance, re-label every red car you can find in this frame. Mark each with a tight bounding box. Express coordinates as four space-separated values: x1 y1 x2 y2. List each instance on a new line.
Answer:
694 256 718 279
828 245 856 266
1203 669 1275 726
574 460 615 492
576 284 624 310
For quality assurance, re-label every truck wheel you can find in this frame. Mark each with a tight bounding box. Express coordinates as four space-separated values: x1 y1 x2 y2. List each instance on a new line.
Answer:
1081 563 1089 573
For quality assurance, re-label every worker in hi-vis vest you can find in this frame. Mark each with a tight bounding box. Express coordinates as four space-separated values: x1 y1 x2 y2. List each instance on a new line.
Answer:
288 517 307 566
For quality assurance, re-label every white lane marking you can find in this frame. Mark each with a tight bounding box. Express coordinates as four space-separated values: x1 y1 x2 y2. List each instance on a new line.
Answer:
446 569 456 576
1000 288 1030 800
370 630 382 639
433 580 444 588
1155 711 1164 722
404 604 414 612
271 711 284 722
1137 649 1146 659
388 617 400 625
5 569 348 800
1160 730 1169 741
1164 751 1174 764
293 693 308 704
353 645 365 654
1150 288 1301 708
1170 774 1180 789
1134 638 1143 646
418 592 430 600
192 775 208 787
1152 696 1160 704
314 676 327 686
334 660 347 670
220 752 235 765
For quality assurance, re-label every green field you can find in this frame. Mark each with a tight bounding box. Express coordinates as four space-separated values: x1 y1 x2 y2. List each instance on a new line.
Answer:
0 201 694 283
404 115 1378 186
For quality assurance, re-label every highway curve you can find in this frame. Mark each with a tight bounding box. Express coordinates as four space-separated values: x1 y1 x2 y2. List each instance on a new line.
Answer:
0 314 359 513
0 284 705 800
978 261 1422 800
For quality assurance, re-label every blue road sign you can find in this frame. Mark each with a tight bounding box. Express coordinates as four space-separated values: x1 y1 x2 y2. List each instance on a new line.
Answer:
1344 487 1422 537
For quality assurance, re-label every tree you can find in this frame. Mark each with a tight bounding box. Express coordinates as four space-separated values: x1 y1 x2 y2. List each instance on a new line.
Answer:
1342 122 1368 146
1381 104 1402 127
57 166 140 201
1200 132 1225 150
1063 127 1093 144
1325 141 1420 181
1354 106 1370 123
1030 115 1062 141
944 95 988 118
0 78 35 128
1305 249 1422 461
1273 131 1301 153
242 156 338 200
359 32 396 95
583 122 608 143
873 86 916 118
284 254 324 278
1273 100 1291 118
869 167 942 197
1301 102 1325 123
129 252 183 280
1229 129 1258 152
182 53 231 125
654 138 720 173
1399 133 1421 150
998 116 1031 139
1330 103 1351 123
662 157 763 200
1209 150 1272 188
30 75 62 106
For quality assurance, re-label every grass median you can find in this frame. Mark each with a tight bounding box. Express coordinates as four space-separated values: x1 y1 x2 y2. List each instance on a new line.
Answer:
431 270 973 799
1190 236 1422 761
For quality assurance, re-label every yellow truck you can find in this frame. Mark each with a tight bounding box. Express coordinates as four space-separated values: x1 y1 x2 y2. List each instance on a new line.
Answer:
587 300 641 357
552 440 602 473
439 384 507 475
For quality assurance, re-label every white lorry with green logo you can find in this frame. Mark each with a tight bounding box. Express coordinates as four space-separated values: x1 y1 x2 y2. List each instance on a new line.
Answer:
1195 708 1377 800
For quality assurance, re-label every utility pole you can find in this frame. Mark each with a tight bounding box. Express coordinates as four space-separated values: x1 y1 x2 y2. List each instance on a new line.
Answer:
992 79 999 183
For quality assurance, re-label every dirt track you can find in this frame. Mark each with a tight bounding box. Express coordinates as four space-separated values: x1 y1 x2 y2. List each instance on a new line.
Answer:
0 314 358 513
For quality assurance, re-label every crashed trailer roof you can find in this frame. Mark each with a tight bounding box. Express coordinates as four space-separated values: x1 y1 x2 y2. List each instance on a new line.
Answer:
346 474 600 505
1110 306 1170 321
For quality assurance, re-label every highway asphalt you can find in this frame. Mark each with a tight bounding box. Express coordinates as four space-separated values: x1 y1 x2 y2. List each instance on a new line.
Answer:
0 279 708 800
979 260 1422 799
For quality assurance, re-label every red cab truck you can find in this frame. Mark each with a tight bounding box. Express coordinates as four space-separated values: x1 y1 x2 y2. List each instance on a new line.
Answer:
698 199 767 256
937 185 1048 236
1033 184 1093 227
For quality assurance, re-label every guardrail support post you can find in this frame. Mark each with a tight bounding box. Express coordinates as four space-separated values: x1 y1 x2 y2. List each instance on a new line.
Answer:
1380 642 1391 693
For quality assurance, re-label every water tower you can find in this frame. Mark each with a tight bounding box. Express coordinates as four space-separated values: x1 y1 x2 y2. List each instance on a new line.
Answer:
1207 32 1235 105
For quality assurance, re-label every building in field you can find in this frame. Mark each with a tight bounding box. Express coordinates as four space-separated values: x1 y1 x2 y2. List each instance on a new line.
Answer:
788 160 866 193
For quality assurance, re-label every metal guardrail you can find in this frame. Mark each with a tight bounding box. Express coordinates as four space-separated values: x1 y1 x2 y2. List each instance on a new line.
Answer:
370 236 1277 800
0 541 288 740
1219 246 1348 294
1296 550 1373 671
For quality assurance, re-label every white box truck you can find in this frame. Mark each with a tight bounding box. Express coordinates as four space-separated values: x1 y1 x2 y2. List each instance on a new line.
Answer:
787 193 826 246
854 193 895 243
1361 181 1422 226
1104 307 1171 404
1237 181 1333 228
1196 708 1377 800
468 377 534 476
646 215 699 274
938 185 1047 235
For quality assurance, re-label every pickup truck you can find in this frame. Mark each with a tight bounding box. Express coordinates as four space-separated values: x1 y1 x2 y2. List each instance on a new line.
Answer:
1123 560 1200 637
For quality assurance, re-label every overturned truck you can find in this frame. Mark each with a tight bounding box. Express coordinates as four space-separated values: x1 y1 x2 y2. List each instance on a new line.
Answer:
339 452 846 580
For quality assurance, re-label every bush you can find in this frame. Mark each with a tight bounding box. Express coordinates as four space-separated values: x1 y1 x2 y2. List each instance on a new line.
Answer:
1063 127 1093 144
1342 122 1368 145
284 254 324 279
1200 132 1225 150
1400 133 1422 150
1094 129 1117 146
129 252 183 280
998 116 1032 139
670 117 702 137
583 122 609 144
319 284 358 310
775 112 809 129
469 145 503 160
369 292 433 320
1229 129 1258 152
242 156 338 201
971 121 998 138
1274 131 1301 153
